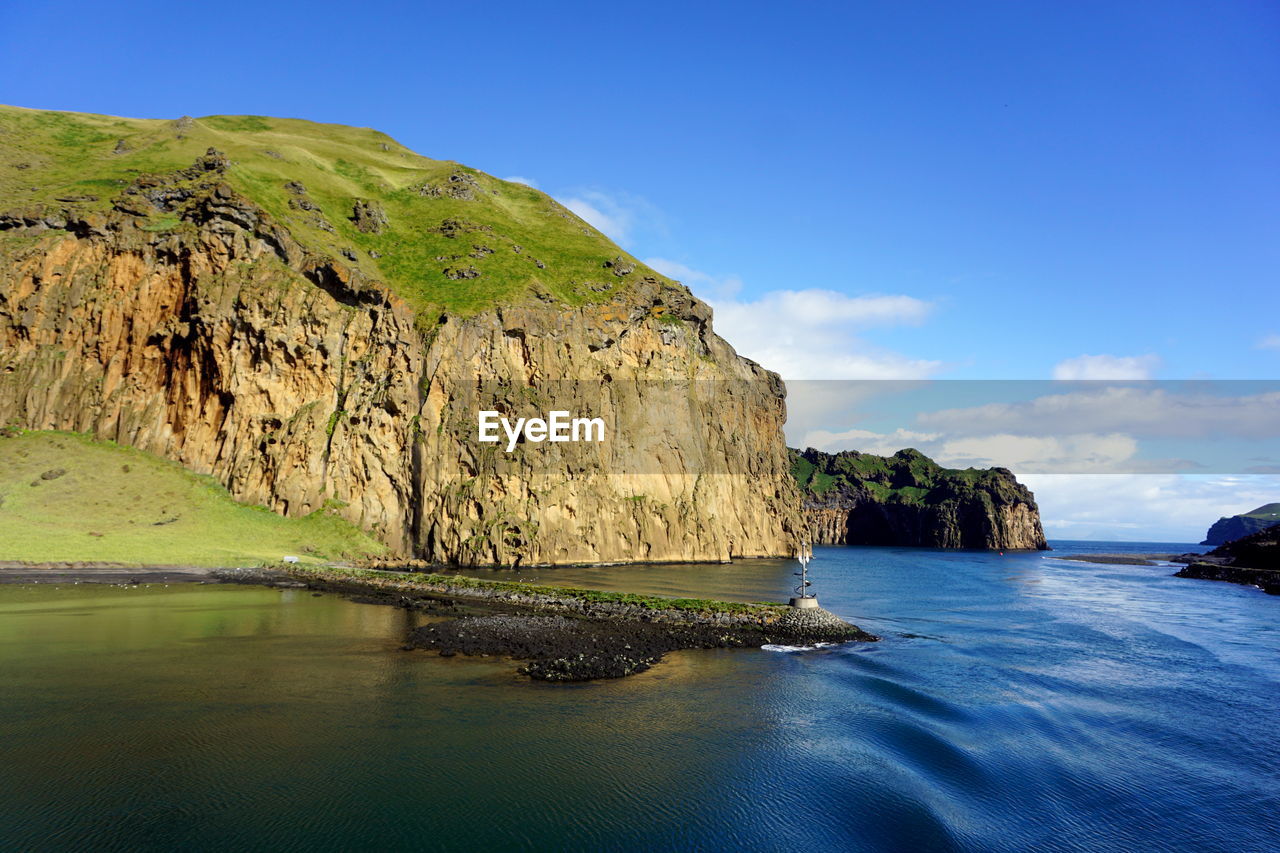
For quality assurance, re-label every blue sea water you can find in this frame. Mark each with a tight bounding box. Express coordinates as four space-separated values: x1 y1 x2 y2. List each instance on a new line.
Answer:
1 541 1277 851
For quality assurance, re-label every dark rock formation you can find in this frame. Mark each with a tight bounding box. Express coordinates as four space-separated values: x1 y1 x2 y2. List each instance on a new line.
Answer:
792 447 1048 550
278 567 876 682
350 199 388 233
1176 522 1280 595
1200 503 1280 545
1207 522 1280 570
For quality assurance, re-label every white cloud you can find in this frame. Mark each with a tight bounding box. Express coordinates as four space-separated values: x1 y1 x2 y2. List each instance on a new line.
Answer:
502 175 539 188
800 427 942 456
707 288 940 380
556 189 662 247
1052 353 1160 380
1020 473 1280 542
935 432 1143 473
644 257 743 299
796 427 1149 474
642 257 941 380
917 386 1280 440
562 197 628 243
1257 333 1280 351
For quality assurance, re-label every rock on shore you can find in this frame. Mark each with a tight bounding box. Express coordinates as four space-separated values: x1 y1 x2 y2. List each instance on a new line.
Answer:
1175 522 1280 595
408 604 871 681
269 567 875 681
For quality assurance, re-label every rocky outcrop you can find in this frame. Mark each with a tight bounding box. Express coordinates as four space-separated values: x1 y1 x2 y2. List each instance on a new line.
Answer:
1177 522 1280 595
0 152 802 565
260 566 876 681
792 447 1048 550
1200 503 1280 545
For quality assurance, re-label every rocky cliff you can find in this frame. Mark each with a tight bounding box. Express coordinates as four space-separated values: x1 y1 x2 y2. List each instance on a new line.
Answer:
0 107 802 565
1176 523 1280 595
792 447 1048 550
1200 503 1280 546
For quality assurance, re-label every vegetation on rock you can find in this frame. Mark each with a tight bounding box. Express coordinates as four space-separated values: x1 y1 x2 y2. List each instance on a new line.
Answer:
790 446 1048 550
0 105 668 315
0 105 802 565
288 564 789 616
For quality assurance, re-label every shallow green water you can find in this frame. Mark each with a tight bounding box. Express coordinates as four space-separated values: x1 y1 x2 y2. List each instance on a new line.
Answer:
0 582 790 851
3 543 1279 851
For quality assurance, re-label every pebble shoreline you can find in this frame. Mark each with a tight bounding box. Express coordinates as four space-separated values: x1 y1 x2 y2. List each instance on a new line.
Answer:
212 566 878 681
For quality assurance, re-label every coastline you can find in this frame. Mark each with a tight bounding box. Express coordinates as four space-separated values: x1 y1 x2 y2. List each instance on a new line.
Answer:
1174 562 1280 596
268 566 878 681
0 563 877 681
0 563 223 584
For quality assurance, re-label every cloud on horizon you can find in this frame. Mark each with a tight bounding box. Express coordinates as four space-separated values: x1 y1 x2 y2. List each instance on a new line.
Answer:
1019 473 1280 542
797 427 1156 474
916 386 1280 440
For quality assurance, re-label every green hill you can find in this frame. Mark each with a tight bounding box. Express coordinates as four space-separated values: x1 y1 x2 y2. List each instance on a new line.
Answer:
1242 503 1280 521
0 105 666 314
1200 503 1280 545
0 430 385 566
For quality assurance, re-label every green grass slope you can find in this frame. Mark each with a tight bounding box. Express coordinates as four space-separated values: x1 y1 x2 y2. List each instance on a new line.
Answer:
0 105 669 314
1241 503 1280 522
790 446 1012 505
0 430 385 566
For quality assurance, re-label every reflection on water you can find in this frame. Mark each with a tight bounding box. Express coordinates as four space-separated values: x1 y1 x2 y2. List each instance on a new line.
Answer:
2 542 1278 851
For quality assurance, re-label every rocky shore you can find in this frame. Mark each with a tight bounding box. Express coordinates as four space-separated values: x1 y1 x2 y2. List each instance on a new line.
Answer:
1174 562 1280 596
231 566 876 681
1173 522 1280 595
2 563 876 680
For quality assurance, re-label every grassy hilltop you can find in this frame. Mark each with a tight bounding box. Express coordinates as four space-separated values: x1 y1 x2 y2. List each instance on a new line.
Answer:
790 446 1016 505
0 105 668 314
0 430 384 566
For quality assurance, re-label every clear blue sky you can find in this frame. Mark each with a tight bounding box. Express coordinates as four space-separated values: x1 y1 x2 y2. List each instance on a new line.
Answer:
2 0 1276 381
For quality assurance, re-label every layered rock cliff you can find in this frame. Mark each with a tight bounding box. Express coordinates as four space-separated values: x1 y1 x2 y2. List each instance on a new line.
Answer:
792 447 1048 550
1200 503 1280 546
0 107 802 565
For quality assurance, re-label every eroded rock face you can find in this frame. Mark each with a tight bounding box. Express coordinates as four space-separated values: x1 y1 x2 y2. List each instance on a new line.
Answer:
0 171 802 565
794 448 1048 550
1201 504 1280 546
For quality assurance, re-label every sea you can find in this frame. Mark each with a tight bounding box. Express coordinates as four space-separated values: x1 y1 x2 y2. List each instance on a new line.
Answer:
2 540 1277 852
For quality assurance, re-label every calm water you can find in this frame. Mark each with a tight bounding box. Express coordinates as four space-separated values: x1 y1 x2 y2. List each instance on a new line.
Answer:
2 541 1278 852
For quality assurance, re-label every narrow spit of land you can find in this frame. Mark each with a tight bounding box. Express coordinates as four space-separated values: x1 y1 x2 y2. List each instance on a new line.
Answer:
217 565 878 681
0 562 876 680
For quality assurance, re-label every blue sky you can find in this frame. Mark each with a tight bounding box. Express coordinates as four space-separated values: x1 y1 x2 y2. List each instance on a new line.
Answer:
2 1 1277 539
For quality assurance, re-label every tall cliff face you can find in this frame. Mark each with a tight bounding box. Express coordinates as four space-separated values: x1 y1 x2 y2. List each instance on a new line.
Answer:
0 108 802 565
792 447 1048 550
1200 504 1280 546
1203 522 1280 571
